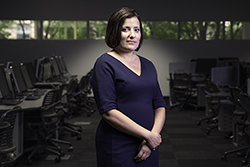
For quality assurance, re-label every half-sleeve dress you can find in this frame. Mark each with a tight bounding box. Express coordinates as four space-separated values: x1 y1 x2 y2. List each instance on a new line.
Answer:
90 53 166 167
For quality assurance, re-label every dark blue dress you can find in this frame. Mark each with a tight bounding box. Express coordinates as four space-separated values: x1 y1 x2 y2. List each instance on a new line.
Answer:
90 53 166 167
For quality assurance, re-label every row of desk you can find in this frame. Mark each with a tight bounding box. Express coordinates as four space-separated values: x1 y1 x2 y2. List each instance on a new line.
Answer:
0 82 65 158
168 73 207 110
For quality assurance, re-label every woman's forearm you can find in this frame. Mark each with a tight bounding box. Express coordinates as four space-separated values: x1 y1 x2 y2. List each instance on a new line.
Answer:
151 107 166 134
101 109 151 139
101 109 161 149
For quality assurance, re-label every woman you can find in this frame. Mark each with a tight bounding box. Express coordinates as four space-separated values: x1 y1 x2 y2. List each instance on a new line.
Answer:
90 7 166 167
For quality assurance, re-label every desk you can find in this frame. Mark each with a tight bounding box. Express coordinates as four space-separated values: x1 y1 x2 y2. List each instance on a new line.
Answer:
191 75 206 83
34 82 64 89
0 90 50 158
167 74 207 109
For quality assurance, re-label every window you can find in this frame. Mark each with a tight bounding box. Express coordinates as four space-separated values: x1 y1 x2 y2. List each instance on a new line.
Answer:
179 21 242 40
0 20 247 40
142 21 178 40
0 20 35 39
179 21 222 40
43 20 87 39
89 21 108 39
224 21 242 40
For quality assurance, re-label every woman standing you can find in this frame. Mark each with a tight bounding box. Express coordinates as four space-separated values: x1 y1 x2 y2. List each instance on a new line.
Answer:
90 7 166 167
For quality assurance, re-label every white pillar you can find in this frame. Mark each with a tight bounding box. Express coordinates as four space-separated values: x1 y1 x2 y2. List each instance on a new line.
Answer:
242 22 250 40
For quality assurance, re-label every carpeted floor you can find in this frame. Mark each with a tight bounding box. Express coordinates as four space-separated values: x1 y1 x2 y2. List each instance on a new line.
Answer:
14 101 246 167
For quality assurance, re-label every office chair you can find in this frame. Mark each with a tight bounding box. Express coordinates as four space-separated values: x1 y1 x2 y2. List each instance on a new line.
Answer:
221 92 250 166
0 106 21 167
24 89 73 164
229 86 247 145
197 81 221 134
170 73 197 111
75 73 96 116
57 78 82 140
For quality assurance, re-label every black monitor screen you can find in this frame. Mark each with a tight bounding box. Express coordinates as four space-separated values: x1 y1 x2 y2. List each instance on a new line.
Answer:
0 66 12 98
35 57 45 81
58 56 68 73
55 56 67 74
52 57 61 77
23 62 37 84
195 58 217 76
20 65 33 89
12 66 27 93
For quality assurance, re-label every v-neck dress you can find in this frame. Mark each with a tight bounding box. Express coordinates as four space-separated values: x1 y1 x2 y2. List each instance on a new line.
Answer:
90 53 166 167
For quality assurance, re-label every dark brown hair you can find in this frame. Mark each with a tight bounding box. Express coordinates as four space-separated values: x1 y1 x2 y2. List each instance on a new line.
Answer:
105 7 143 51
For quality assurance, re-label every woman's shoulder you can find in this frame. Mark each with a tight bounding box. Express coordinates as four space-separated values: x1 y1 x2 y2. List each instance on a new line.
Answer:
95 53 113 64
96 53 110 61
138 55 155 66
94 53 117 70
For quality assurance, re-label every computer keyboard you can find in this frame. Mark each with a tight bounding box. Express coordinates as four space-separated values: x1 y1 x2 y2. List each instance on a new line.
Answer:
25 95 41 100
0 99 23 105
25 91 44 97
34 91 45 96
27 88 46 95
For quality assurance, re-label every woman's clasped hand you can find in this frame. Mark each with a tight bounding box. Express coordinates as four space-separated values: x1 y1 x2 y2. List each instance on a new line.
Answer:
134 132 162 162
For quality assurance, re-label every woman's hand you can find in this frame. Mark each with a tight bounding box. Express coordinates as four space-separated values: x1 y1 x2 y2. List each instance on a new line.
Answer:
146 131 162 151
134 140 151 162
101 109 163 151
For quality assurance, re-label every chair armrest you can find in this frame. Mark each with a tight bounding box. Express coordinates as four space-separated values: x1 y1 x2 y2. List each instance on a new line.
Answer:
40 101 61 111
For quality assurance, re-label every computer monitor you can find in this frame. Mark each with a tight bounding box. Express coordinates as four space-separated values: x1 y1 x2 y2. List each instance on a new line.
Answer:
6 61 13 69
55 55 67 75
11 65 27 93
58 55 68 74
195 58 217 77
35 57 45 82
0 65 12 98
54 55 63 74
218 57 239 66
43 61 53 82
23 62 37 84
20 64 34 89
51 57 61 77
235 62 250 90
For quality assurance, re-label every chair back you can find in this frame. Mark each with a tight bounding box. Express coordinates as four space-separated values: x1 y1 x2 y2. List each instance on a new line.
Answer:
238 92 250 114
67 78 78 96
203 81 220 94
229 86 242 105
0 106 21 154
0 122 12 155
41 89 61 131
42 89 59 107
173 73 192 89
238 92 250 134
78 75 89 91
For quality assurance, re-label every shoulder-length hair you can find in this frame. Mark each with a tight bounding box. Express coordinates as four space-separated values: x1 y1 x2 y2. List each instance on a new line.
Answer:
105 7 143 51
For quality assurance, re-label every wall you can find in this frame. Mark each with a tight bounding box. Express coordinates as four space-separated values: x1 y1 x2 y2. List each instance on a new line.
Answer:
1 0 250 21
1 0 250 96
1 40 250 96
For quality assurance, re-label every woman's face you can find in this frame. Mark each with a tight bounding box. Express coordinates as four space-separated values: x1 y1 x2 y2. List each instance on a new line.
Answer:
117 16 141 52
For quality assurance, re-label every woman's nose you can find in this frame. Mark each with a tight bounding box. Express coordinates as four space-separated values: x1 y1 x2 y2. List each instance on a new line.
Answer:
129 30 135 38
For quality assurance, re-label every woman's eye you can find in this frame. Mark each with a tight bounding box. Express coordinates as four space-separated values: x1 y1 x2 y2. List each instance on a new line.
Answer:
122 27 140 33
122 28 129 32
135 28 140 32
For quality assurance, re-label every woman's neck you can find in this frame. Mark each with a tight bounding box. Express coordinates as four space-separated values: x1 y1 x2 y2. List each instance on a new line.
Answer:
113 48 135 60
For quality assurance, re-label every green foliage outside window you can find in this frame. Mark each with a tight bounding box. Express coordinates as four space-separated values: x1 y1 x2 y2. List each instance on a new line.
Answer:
224 21 242 40
0 21 14 39
142 21 178 40
43 21 87 39
89 21 108 39
180 21 222 40
154 21 178 40
0 20 245 40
